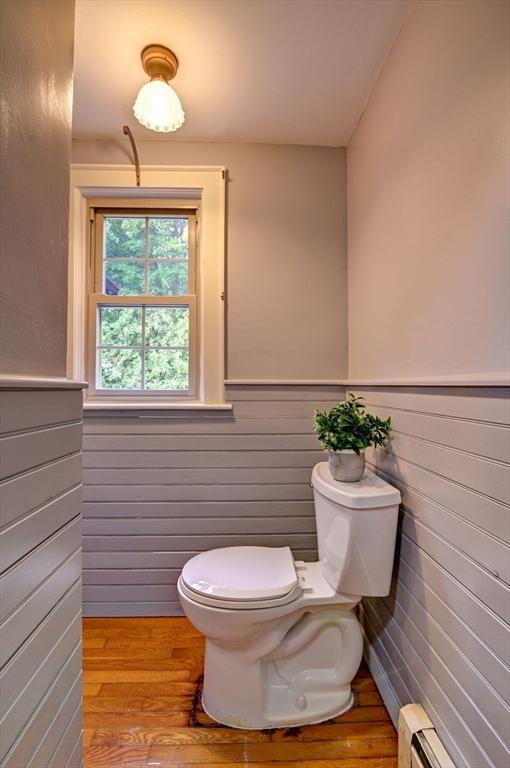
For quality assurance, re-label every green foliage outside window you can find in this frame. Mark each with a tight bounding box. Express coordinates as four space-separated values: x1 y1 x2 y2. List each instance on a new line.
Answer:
99 306 190 391
105 217 145 258
105 216 188 259
98 216 191 391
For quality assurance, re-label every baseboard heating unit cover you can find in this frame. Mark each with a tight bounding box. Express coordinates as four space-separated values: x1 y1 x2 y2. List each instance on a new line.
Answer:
398 704 455 768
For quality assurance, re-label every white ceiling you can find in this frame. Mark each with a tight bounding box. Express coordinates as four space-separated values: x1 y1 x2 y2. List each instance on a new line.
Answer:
73 0 410 146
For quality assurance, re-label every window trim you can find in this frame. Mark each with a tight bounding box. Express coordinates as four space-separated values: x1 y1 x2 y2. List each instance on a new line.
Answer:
68 165 226 408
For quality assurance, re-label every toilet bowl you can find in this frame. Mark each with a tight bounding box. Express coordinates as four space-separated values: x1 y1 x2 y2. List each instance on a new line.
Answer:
178 462 401 729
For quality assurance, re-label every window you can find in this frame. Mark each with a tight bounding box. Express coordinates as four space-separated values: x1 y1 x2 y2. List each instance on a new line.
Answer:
88 206 198 398
68 165 226 409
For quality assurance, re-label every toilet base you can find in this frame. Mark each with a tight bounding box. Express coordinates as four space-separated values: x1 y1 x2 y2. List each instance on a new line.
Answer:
202 690 354 731
201 606 363 730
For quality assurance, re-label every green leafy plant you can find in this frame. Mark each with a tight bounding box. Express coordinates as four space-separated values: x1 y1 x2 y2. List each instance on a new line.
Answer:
313 393 391 454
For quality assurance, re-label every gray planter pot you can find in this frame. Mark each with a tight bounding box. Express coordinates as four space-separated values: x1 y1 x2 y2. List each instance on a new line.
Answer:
328 449 366 482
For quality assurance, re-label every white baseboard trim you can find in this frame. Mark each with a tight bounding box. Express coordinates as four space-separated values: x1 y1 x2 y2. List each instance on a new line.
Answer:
361 625 401 728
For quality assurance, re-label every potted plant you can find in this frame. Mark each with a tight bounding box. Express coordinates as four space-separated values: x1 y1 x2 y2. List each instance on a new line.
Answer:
313 393 391 482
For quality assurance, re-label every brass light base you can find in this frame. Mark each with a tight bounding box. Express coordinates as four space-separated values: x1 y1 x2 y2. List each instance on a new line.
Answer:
141 44 179 82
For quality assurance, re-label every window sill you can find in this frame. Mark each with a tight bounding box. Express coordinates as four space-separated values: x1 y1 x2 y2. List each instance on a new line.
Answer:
83 400 232 411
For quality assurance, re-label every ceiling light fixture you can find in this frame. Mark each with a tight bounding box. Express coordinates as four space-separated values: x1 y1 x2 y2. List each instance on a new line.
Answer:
133 44 185 132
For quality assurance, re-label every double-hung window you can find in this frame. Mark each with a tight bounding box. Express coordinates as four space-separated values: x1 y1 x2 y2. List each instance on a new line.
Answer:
88 205 198 399
69 165 226 408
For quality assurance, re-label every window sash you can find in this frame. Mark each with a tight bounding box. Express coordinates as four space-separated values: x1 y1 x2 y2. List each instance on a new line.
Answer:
93 209 197 296
88 207 198 399
88 295 198 397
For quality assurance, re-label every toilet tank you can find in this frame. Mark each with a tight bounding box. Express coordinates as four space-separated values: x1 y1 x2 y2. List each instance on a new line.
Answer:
311 462 401 597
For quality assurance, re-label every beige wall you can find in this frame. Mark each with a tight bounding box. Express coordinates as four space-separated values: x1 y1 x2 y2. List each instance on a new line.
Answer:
0 0 75 377
347 0 510 379
72 140 348 380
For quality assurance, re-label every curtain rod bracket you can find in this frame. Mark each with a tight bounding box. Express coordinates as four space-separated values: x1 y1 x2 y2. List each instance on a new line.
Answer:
122 125 141 187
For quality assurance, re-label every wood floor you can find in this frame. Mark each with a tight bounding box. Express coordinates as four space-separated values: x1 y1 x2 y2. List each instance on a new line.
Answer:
83 617 398 768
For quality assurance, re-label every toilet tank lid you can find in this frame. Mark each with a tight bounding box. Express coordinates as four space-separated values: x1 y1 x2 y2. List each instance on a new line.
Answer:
312 462 401 508
181 546 299 601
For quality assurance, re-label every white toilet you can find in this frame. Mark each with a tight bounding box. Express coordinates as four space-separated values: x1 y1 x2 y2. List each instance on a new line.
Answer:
177 462 401 729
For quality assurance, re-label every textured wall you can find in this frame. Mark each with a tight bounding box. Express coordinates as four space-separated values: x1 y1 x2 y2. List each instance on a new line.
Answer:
0 3 82 766
0 386 83 768
356 386 510 768
0 0 75 377
346 2 510 765
81 384 343 616
72 140 348 380
347 0 510 379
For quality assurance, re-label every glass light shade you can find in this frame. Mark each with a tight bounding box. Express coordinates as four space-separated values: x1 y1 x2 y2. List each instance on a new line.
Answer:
133 79 185 132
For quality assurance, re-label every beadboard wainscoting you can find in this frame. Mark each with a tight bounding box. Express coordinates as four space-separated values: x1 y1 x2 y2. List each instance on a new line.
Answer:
353 386 510 768
82 384 344 617
0 382 84 768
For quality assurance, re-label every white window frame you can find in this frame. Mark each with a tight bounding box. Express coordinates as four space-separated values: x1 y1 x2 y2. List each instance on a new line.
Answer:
89 204 199 400
68 165 227 409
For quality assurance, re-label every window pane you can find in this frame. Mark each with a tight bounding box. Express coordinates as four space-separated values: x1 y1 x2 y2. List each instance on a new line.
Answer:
148 218 188 259
148 262 188 295
145 349 189 390
105 260 145 295
145 306 189 347
99 307 142 346
99 348 142 389
105 217 145 258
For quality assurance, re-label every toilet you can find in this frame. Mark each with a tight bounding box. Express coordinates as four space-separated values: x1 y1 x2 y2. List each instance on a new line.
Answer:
177 461 401 729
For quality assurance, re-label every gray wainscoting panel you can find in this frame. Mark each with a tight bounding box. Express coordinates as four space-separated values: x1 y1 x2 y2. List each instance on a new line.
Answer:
81 384 344 616
0 386 83 768
354 386 510 768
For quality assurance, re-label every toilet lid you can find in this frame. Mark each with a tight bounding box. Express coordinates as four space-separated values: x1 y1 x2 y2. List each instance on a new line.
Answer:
181 546 299 601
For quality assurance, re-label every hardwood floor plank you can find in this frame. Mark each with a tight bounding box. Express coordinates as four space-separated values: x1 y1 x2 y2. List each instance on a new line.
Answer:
354 661 372 678
84 683 103 696
103 634 204 649
84 670 190 683
91 721 395 747
84 713 190 729
84 629 153 641
84 696 194 713
150 761 397 768
83 659 202 680
84 637 108 648
148 738 398 763
191 710 224 727
354 691 385 706
83 729 96 747
91 726 270 746
329 706 391 723
84 646 180 659
271 722 396 742
84 746 151 767
151 628 203 639
171 647 205 659
97 682 197 698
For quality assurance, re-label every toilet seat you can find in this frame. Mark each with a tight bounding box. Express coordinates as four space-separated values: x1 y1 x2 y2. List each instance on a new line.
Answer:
181 545 302 610
179 578 303 610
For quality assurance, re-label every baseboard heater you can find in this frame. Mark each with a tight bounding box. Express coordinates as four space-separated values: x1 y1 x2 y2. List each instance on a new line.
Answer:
399 704 455 768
